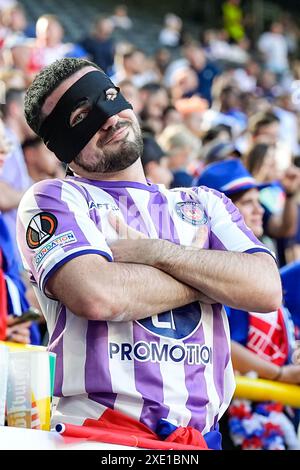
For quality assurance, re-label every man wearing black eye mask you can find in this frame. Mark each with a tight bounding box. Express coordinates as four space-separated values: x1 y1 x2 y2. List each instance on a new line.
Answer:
18 58 281 449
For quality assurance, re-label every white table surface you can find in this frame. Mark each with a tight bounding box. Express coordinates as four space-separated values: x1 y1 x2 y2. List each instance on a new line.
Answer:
0 426 138 450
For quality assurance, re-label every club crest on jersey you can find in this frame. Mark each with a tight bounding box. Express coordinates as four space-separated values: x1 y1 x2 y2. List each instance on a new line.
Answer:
175 202 207 226
136 302 201 340
26 212 57 249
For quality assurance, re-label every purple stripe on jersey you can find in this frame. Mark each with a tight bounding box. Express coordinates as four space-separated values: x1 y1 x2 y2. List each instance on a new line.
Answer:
85 320 117 409
33 179 102 254
47 306 66 397
212 304 230 407
147 191 180 243
184 320 209 433
133 322 169 431
210 231 227 250
244 247 276 259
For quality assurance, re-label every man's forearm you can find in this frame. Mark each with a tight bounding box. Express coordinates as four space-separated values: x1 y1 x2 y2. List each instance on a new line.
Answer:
231 341 279 380
104 262 212 322
47 254 214 323
137 240 281 313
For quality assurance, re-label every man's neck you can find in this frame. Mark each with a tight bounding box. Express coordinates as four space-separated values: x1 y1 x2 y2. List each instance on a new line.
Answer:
70 158 148 184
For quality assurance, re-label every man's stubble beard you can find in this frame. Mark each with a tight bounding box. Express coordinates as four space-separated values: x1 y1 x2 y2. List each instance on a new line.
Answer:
73 121 143 174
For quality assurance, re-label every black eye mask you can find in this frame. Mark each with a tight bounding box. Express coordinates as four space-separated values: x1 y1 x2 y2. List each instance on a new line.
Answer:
39 70 133 164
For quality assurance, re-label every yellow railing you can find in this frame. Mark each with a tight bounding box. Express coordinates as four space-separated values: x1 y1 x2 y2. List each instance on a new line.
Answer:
234 375 300 408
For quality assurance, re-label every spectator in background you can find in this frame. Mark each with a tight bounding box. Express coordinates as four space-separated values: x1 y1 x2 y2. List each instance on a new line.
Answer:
233 59 260 93
0 124 38 344
154 47 172 80
244 142 300 266
118 79 143 117
0 90 32 261
11 14 86 81
158 124 199 188
201 139 241 165
258 22 289 80
110 4 132 31
141 134 172 187
81 16 115 76
162 105 183 128
114 47 159 88
174 95 208 138
182 41 220 105
248 110 292 172
248 111 281 146
256 70 282 102
22 136 64 183
222 0 245 43
201 124 232 146
2 2 35 48
158 13 183 49
140 83 170 134
201 84 247 139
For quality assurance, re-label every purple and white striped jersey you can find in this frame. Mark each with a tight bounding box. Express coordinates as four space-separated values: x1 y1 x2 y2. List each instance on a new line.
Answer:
17 177 272 433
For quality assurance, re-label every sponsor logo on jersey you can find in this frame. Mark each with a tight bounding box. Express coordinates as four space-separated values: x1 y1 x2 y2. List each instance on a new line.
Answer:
33 231 77 268
136 302 201 340
26 212 58 249
88 201 119 211
175 201 208 226
109 341 212 365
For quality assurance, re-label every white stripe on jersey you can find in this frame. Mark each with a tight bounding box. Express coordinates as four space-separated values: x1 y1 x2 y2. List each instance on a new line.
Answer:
218 360 235 421
32 285 58 336
216 309 235 421
61 308 88 397
158 187 199 245
126 188 159 238
52 394 107 427
159 339 192 427
107 322 144 420
201 304 221 434
201 189 264 252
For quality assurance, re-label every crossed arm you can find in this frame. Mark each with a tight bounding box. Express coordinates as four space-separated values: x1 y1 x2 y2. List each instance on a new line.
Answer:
46 254 203 322
47 234 281 322
109 238 282 313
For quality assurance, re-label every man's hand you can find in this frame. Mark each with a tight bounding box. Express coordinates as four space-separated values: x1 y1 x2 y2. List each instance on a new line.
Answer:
108 211 215 304
108 211 209 264
281 165 300 196
6 316 31 344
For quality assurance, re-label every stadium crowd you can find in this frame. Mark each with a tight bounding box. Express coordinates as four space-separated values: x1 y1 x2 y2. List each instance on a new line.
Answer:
1 0 300 450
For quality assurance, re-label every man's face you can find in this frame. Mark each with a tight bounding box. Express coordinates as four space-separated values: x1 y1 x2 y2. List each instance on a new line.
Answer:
42 66 143 175
234 188 264 238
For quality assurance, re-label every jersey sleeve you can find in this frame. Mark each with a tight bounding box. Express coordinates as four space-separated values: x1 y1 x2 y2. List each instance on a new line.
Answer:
17 179 113 296
195 186 275 257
